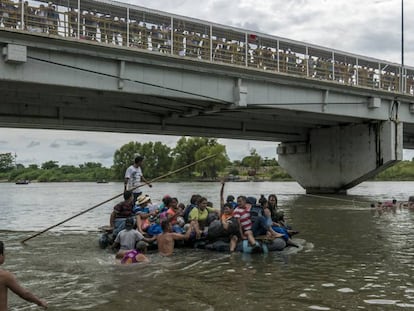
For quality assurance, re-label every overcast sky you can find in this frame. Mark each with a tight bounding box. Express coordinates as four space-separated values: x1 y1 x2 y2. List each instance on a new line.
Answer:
1 0 414 167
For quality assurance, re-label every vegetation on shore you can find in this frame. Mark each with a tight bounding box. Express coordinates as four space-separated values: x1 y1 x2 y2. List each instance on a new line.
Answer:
0 137 413 182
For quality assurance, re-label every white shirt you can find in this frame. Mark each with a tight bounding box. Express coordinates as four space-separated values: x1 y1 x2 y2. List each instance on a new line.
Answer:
125 165 143 193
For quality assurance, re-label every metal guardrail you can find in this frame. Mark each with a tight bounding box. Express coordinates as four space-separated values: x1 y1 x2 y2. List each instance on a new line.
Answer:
1 0 413 96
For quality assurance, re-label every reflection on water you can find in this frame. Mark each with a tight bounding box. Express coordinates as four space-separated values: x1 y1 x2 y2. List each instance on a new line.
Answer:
1 181 414 310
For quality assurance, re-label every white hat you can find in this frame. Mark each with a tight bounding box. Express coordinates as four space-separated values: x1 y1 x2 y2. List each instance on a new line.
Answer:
136 194 151 206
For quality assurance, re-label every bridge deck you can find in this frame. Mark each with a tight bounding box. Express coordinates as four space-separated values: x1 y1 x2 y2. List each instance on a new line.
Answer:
0 0 413 96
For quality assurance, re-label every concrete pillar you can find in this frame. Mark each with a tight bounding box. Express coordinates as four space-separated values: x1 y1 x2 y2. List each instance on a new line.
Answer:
277 120 403 194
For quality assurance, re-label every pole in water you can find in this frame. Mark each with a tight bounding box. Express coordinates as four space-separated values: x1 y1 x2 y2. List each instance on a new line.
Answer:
21 153 218 244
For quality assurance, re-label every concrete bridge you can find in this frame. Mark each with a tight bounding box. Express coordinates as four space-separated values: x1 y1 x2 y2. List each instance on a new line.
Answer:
1 0 414 193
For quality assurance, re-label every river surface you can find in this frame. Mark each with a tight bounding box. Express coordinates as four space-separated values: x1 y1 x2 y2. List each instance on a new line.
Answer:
1 181 414 311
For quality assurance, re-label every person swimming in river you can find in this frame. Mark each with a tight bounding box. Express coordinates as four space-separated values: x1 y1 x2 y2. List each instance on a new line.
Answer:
112 217 155 262
156 220 195 256
0 241 48 310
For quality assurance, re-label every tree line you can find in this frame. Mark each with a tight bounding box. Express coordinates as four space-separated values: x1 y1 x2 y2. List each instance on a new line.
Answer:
1 136 413 183
0 137 286 183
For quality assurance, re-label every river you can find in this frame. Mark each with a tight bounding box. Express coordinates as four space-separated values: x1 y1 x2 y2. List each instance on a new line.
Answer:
1 181 414 311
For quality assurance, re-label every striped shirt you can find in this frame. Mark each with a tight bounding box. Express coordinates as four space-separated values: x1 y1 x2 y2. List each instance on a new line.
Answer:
233 207 252 231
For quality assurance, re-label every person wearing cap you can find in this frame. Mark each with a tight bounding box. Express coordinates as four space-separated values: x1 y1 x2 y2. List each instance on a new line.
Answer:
226 195 237 208
112 217 155 260
219 181 237 210
0 241 48 310
124 156 152 204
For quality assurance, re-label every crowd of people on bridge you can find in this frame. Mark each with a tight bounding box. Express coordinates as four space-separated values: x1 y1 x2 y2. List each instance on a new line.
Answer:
2 0 413 94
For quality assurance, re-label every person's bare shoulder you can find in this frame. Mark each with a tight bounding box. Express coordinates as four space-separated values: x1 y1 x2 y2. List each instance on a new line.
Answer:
0 269 16 287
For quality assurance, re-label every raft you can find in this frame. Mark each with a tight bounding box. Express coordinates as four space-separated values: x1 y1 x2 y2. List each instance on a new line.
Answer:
203 237 304 254
98 219 302 254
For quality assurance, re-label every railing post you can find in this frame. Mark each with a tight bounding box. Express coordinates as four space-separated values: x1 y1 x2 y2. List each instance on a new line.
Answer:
170 16 173 55
126 7 129 47
245 32 248 67
20 0 24 30
210 24 212 62
306 46 309 77
77 0 80 38
277 40 279 72
355 58 359 86
378 63 381 89
399 66 406 93
332 51 335 81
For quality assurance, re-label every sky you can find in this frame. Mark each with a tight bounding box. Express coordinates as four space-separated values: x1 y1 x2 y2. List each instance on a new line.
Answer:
1 0 414 167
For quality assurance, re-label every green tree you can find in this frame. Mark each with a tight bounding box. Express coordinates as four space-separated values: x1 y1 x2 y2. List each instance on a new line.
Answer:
112 141 143 180
28 164 39 170
0 153 15 172
60 165 78 174
41 160 59 170
171 137 217 177
80 162 102 169
262 157 279 166
241 148 262 171
137 141 172 179
232 160 242 166
112 141 173 180
194 144 229 178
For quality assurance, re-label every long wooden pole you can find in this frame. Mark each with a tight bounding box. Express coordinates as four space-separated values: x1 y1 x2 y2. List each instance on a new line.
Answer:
21 154 218 244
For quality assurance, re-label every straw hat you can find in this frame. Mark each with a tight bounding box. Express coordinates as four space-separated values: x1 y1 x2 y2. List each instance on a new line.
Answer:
136 194 151 206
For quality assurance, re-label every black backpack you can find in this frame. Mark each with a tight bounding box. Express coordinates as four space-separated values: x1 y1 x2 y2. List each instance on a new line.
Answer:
183 203 196 223
249 204 263 223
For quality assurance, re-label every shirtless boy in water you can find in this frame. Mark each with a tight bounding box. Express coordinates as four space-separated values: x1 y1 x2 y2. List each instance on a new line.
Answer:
0 241 48 311
157 220 195 256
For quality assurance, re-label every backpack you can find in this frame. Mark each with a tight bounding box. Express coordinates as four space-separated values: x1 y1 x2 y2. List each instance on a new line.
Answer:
249 204 263 223
183 204 196 223
206 220 225 241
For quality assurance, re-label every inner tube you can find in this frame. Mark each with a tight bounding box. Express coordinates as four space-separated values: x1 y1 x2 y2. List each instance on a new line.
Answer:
240 240 268 254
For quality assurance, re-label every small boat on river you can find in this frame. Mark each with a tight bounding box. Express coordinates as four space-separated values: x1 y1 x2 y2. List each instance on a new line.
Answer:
15 180 30 185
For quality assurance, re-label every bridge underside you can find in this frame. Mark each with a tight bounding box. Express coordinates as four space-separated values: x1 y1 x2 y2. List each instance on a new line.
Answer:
1 30 414 193
1 76 413 147
0 80 371 142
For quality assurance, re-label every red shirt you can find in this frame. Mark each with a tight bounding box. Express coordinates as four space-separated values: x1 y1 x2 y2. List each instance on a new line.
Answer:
233 207 252 231
113 201 133 218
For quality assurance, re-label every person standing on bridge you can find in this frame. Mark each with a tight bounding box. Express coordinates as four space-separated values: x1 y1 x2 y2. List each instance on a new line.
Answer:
124 155 152 204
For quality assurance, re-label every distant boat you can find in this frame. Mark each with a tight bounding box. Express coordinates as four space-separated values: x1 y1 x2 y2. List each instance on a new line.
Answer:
96 179 108 184
15 180 30 185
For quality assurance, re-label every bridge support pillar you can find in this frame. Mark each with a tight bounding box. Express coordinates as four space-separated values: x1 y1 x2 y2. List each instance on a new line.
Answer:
277 121 403 194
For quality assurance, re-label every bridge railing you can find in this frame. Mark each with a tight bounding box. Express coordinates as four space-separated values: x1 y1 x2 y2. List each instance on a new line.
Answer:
1 0 412 96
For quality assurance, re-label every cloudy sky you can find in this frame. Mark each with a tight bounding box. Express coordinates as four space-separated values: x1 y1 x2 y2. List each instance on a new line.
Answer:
1 0 414 167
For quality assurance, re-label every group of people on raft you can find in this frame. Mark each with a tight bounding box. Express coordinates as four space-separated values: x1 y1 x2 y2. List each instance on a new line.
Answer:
102 182 299 264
